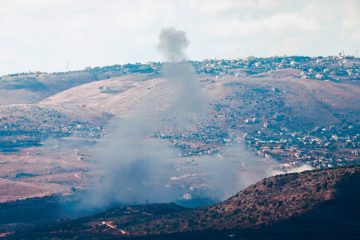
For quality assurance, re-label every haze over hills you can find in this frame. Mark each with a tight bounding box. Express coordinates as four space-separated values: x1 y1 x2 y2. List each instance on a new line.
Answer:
2 1 360 238
0 56 360 201
0 55 359 239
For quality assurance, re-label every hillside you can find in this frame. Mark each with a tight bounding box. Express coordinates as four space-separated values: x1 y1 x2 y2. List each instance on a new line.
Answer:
0 64 157 105
5 166 360 239
0 57 359 206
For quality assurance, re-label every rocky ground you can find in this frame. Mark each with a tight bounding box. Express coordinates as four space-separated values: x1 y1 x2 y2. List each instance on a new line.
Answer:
2 166 359 239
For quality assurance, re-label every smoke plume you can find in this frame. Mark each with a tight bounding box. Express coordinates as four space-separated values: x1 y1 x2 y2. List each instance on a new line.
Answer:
157 27 189 62
84 27 207 207
88 116 180 206
158 27 206 129
84 27 291 209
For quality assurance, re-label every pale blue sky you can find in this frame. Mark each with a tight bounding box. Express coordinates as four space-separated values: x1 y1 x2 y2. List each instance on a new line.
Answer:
0 0 359 75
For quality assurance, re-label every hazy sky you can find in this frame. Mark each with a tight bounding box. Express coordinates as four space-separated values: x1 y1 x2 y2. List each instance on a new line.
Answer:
1 0 359 75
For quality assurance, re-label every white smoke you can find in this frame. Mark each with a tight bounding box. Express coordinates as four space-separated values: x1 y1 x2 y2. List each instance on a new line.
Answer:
88 116 180 206
85 27 207 207
83 27 305 208
158 27 207 130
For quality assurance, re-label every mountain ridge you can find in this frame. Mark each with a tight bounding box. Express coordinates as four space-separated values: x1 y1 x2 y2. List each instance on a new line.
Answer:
5 165 360 239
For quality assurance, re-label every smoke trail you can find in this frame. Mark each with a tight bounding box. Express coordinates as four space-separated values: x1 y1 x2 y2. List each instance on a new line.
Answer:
157 27 189 62
84 27 207 207
88 115 180 206
158 27 207 129
83 27 295 209
83 27 279 209
155 27 284 202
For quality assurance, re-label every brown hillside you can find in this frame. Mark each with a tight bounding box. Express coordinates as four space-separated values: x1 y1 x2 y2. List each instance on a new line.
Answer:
6 166 360 239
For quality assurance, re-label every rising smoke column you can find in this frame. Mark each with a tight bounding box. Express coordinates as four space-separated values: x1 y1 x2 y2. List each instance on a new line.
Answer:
157 27 189 62
157 28 278 201
158 27 207 129
88 115 178 206
82 27 290 209
85 27 207 207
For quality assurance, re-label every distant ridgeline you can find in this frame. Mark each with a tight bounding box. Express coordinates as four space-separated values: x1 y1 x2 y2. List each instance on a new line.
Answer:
1 55 359 86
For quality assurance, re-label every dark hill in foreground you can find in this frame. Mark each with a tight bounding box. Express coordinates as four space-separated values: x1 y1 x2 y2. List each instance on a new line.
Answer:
5 166 360 240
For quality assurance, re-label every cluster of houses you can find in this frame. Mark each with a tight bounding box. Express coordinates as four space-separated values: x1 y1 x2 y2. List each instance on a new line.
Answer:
213 83 359 168
3 55 358 85
0 106 105 151
155 78 359 169
75 55 360 83
245 122 360 169
157 125 229 157
4 55 357 90
193 55 360 82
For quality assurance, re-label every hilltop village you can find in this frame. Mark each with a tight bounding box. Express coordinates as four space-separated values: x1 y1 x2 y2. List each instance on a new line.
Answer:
0 55 359 168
